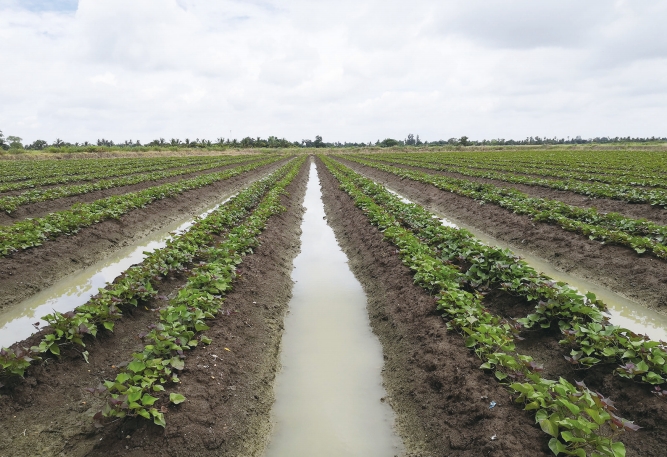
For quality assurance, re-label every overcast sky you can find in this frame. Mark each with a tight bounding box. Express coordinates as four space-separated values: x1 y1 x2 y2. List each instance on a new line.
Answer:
1 0 666 144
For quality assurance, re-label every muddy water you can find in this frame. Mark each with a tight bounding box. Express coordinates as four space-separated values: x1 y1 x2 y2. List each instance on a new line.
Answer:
264 162 403 457
381 184 667 342
0 195 235 349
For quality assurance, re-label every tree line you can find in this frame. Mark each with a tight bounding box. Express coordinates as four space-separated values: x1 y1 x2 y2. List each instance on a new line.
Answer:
1 129 666 153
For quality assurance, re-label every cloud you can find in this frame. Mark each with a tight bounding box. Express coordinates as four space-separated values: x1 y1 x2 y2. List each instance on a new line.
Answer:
0 0 665 143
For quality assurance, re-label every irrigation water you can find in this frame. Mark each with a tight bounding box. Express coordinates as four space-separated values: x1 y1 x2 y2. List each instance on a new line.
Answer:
264 161 403 457
0 193 238 349
381 183 667 342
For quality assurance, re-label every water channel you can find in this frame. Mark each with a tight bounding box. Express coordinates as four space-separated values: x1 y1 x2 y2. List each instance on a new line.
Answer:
263 161 403 457
0 193 237 349
382 184 667 341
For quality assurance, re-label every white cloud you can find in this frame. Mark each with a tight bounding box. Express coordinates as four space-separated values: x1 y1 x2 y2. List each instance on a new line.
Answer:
90 72 117 86
0 0 665 144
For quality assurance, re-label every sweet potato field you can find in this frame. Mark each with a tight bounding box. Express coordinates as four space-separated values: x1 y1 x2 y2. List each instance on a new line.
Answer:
0 149 666 456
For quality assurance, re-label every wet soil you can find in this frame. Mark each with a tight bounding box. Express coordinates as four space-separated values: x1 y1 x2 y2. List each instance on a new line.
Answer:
377 161 667 226
337 158 667 313
316 157 551 457
0 158 291 315
0 159 308 457
0 159 262 226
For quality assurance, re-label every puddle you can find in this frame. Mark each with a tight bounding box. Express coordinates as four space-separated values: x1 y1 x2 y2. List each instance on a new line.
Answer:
0 194 237 349
264 161 403 457
380 183 667 342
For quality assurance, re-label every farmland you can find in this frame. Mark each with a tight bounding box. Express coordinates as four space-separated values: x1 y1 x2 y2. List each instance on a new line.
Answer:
0 148 666 456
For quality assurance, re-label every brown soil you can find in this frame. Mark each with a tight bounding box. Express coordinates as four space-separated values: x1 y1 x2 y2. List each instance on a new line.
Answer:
338 158 667 313
316 157 551 457
0 159 308 457
0 158 290 314
0 159 262 226
380 161 667 226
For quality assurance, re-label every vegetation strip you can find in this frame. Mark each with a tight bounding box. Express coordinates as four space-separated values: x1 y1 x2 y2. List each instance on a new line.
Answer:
367 153 667 204
343 156 667 259
90 156 305 426
0 155 260 213
322 156 639 457
0 158 297 380
0 157 282 257
0 155 237 190
377 153 667 190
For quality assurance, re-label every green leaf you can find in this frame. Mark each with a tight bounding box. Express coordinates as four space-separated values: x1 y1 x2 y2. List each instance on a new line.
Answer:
170 393 186 405
495 370 508 381
152 410 166 427
103 321 115 332
611 441 626 457
127 386 142 403
539 418 558 437
548 437 566 455
570 448 586 457
115 372 131 384
128 360 146 373
525 401 541 411
141 394 159 406
170 357 185 371
137 409 151 420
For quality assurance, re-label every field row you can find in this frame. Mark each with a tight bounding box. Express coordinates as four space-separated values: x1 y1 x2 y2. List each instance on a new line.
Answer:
0 156 282 256
363 153 667 205
344 155 667 261
0 155 259 213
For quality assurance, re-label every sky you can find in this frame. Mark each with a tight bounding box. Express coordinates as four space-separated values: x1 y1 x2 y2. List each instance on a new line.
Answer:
0 0 666 144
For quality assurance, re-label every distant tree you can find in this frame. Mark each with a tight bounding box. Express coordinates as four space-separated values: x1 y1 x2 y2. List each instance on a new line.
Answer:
459 136 470 146
0 130 6 150
379 138 399 147
313 135 325 148
6 135 23 149
405 133 416 146
27 139 48 150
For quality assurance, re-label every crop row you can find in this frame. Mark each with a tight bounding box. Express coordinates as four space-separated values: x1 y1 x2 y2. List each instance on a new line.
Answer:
365 154 667 206
437 149 667 175
343 156 667 259
0 154 249 191
323 159 638 457
322 156 639 457
0 157 301 384
0 155 261 213
413 153 667 185
0 154 235 184
384 154 667 192
330 157 667 384
95 156 305 426
0 156 282 256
